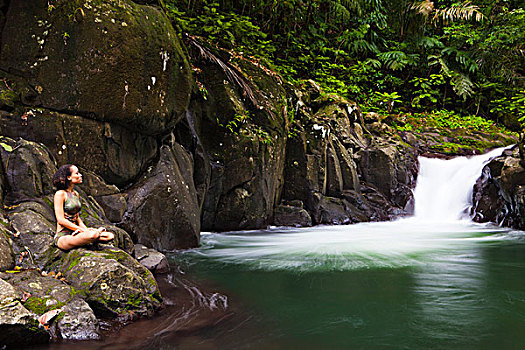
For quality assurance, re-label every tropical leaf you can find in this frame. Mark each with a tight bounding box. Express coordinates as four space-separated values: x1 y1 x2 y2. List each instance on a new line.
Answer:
378 50 419 71
411 1 484 25
418 36 444 49
451 73 474 99
364 58 381 69
0 142 13 152
433 1 484 24
411 0 434 17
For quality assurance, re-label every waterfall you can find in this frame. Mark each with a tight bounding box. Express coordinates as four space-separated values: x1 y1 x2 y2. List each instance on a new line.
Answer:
413 148 508 222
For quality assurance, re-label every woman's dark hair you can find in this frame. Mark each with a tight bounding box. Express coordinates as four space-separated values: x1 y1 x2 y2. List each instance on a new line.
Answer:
53 164 74 190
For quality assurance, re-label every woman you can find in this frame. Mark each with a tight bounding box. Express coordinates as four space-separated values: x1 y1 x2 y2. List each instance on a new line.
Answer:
53 164 114 250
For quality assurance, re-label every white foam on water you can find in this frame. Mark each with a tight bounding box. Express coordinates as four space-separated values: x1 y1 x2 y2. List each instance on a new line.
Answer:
191 147 513 271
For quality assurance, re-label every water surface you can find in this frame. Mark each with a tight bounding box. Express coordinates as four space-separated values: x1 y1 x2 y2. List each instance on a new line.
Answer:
167 222 525 350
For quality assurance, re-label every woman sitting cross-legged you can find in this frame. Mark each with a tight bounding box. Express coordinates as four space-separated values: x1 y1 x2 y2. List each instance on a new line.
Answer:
53 164 114 250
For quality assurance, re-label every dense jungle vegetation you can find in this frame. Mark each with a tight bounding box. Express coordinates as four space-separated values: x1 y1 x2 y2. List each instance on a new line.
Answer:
162 0 524 135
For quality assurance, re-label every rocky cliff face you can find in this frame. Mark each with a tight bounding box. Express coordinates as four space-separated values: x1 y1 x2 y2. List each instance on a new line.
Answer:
0 0 196 251
280 82 418 225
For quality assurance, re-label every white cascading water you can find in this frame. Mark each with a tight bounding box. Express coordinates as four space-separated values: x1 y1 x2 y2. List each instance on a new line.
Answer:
413 147 508 222
192 147 512 271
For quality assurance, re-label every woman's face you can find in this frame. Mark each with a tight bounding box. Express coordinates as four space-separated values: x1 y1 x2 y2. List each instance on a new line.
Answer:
68 165 83 185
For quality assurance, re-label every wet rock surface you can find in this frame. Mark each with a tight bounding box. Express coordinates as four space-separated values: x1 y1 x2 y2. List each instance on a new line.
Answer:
57 298 101 341
280 84 419 227
472 146 525 229
56 246 162 319
273 204 313 227
0 132 163 345
0 0 520 346
187 44 288 232
134 244 170 274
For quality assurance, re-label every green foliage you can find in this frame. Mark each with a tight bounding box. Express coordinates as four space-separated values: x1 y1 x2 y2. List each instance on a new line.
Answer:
410 74 445 108
366 91 402 113
393 110 504 133
492 90 525 126
163 0 523 133
217 111 250 134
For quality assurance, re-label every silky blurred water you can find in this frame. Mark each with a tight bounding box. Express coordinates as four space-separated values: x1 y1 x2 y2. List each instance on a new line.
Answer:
169 223 525 350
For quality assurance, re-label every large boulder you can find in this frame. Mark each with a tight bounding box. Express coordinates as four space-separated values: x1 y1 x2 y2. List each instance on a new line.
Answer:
1 270 101 340
472 146 525 229
56 246 162 318
6 193 134 269
0 278 49 347
8 201 56 270
187 42 288 231
0 0 192 135
56 298 101 341
123 143 200 250
0 110 157 187
0 137 56 202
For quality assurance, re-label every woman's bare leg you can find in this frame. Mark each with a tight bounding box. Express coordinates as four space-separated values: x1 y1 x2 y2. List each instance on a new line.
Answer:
57 229 101 250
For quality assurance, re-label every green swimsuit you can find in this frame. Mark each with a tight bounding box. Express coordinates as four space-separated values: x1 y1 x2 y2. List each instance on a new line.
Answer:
54 191 82 245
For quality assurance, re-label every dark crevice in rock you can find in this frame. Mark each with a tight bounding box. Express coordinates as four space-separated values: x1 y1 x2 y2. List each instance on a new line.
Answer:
0 0 10 54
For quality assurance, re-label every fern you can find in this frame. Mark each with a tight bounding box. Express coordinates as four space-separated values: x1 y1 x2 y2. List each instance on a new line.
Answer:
418 36 444 49
451 73 474 99
433 1 484 24
412 1 484 25
378 50 419 71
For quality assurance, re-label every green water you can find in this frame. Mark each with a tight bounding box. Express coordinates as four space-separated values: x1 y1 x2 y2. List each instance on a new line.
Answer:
168 222 525 350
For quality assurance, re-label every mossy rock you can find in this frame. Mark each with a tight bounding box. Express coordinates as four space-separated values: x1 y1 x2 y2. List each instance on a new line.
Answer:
0 278 49 347
0 0 192 135
1 270 101 340
190 55 288 231
0 109 157 188
0 137 56 200
58 246 162 318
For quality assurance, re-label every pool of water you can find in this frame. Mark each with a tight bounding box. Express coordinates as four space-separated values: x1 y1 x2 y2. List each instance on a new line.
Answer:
43 219 525 349
163 220 525 350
